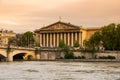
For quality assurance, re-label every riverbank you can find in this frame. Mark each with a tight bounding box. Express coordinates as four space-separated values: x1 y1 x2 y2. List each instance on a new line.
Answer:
37 59 120 62
1 59 120 62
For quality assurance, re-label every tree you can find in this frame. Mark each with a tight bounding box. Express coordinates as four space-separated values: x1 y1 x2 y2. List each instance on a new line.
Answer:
116 24 120 50
83 31 102 58
63 45 74 59
84 23 120 51
8 37 18 46
74 40 80 47
59 40 65 49
91 31 102 49
83 40 90 50
82 23 120 59
101 23 117 50
83 31 101 50
58 40 74 59
35 42 40 47
20 31 35 47
64 51 74 59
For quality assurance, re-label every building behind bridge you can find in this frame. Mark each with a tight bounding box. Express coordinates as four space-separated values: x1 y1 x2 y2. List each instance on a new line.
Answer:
34 21 100 48
0 29 16 46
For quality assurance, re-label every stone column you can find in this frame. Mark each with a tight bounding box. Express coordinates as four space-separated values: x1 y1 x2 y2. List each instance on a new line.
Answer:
71 33 73 47
38 34 40 44
43 33 45 47
75 32 77 41
79 32 82 46
64 33 66 44
57 33 59 47
46 33 48 47
50 33 52 47
53 33 56 47
60 33 63 40
68 33 70 46
48 33 50 47
40 33 42 46
35 34 39 44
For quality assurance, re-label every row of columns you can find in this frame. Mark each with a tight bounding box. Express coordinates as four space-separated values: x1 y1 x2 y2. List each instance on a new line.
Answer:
39 32 82 47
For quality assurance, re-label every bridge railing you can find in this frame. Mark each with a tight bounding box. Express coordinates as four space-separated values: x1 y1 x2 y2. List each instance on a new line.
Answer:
0 45 35 50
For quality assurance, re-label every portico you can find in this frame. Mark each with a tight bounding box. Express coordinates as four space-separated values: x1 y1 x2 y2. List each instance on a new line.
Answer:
34 21 82 47
39 32 82 47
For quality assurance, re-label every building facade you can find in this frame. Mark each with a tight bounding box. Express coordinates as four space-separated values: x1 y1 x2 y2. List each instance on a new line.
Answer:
34 21 100 47
0 29 16 46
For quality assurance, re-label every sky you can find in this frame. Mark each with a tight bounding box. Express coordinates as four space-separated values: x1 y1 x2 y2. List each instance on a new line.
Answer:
0 0 120 33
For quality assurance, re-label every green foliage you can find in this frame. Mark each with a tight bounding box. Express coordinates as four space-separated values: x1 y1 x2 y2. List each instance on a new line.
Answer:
35 42 40 47
100 23 120 50
99 55 116 59
101 23 116 50
83 40 91 50
19 31 35 47
83 31 101 50
64 52 74 59
59 40 65 48
116 24 120 50
58 40 74 59
84 23 120 51
74 40 80 47
81 56 86 59
63 45 69 54
74 56 86 59
60 57 63 59
63 45 75 59
8 37 17 46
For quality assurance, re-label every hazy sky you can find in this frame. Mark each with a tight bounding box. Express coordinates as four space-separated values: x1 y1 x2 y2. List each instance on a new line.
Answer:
0 0 120 33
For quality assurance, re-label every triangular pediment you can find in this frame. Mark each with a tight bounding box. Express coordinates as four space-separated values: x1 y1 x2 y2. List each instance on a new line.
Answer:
40 21 80 31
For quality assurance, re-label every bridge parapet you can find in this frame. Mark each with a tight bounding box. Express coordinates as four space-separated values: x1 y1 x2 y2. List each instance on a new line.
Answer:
13 47 35 50
0 46 35 50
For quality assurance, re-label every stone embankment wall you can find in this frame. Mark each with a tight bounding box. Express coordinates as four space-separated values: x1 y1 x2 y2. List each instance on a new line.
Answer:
74 51 120 59
36 51 57 60
36 50 120 60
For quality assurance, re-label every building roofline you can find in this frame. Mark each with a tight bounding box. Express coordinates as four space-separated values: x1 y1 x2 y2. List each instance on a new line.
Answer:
80 26 101 31
34 21 81 32
41 21 80 29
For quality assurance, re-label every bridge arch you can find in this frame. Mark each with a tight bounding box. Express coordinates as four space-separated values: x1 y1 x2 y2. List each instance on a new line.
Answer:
0 54 6 61
0 49 7 57
0 53 6 58
23 52 35 60
0 49 7 61
11 50 35 61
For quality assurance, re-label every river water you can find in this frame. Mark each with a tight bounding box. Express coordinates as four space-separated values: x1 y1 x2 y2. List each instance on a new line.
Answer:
0 61 120 80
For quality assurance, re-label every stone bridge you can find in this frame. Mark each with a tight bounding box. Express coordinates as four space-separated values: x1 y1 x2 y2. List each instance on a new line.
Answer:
0 47 58 62
0 46 36 61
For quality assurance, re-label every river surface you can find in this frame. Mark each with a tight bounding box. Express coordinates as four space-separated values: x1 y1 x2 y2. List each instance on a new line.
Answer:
0 61 120 80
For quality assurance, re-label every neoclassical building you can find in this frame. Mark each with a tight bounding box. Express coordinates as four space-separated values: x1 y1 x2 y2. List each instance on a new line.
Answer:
34 21 100 47
0 29 16 46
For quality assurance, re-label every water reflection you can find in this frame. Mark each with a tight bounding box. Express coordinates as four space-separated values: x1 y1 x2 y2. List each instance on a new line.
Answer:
24 69 39 73
0 61 120 80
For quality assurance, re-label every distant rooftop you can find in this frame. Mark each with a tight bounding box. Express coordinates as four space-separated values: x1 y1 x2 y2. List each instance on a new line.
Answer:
0 28 15 33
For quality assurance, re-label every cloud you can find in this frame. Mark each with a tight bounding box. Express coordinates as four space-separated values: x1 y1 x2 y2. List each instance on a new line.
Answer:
0 20 18 25
0 0 120 33
49 0 120 26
